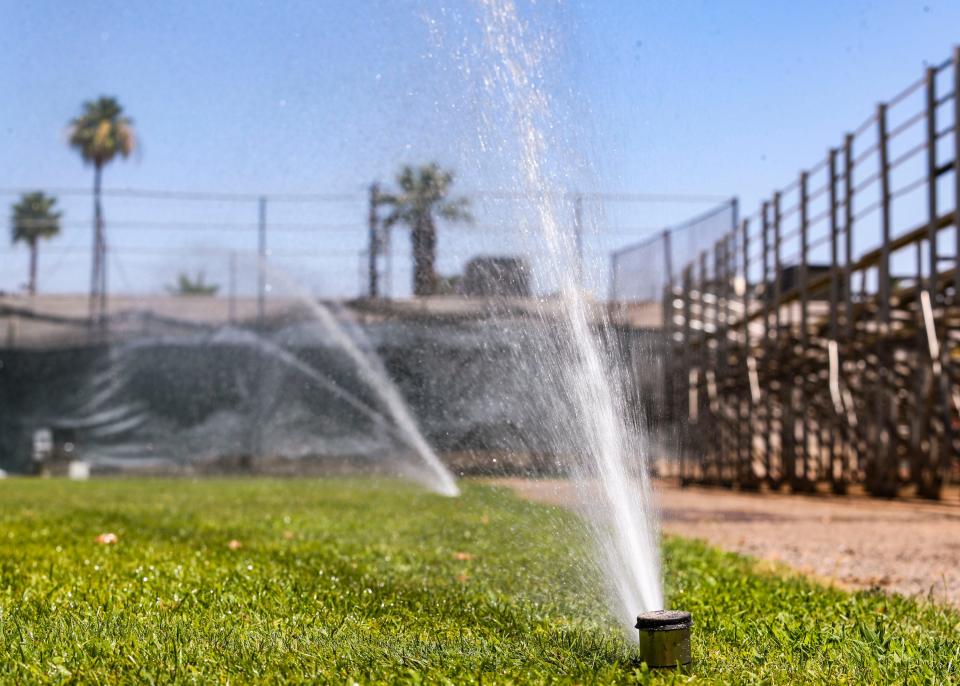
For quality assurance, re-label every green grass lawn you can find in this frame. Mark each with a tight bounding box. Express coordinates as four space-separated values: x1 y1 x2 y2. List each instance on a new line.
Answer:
0 478 957 684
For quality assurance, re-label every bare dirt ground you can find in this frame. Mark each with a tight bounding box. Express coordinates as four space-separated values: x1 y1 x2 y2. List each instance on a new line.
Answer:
495 478 960 608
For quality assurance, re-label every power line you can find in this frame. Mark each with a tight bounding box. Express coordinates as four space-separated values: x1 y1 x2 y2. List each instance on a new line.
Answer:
0 187 364 203
10 218 370 231
0 245 612 258
0 186 731 205
467 190 733 204
0 246 363 258
10 217 666 236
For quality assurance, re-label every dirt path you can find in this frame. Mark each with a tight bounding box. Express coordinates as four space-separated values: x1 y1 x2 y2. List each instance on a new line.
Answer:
495 478 960 608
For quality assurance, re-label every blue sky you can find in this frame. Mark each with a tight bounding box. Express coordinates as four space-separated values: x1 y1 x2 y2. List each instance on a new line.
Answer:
2 1 958 297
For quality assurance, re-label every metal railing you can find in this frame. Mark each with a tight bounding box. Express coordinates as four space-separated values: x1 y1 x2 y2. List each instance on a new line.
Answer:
659 47 960 499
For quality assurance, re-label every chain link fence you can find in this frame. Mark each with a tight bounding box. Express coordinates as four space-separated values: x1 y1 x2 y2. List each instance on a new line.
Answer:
609 199 738 304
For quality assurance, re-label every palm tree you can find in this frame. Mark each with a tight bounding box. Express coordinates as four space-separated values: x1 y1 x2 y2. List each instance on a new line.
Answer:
67 96 136 320
166 271 220 296
10 192 62 295
378 163 472 296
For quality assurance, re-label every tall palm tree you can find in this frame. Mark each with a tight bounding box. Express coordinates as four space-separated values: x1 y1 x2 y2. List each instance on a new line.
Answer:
10 192 62 295
67 96 136 320
378 163 472 296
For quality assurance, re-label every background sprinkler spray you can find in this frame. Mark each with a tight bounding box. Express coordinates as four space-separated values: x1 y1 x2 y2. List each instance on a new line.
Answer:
635 610 692 669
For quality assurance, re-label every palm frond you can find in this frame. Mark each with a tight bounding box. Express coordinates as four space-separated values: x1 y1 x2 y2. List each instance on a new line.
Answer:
67 96 137 166
10 192 62 245
438 197 472 223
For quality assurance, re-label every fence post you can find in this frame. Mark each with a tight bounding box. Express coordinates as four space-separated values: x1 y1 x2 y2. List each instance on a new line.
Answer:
713 238 723 485
699 250 711 482
609 251 618 305
954 46 960 301
662 229 674 293
257 195 267 327
660 232 675 456
724 230 734 486
844 133 855 343
879 104 891 320
228 251 237 324
923 63 952 498
912 66 939 492
871 101 897 497
723 232 735 487
761 201 773 485
740 218 756 489
925 65 939 296
828 147 845 493
798 170 812 490
680 263 693 485
772 191 786 488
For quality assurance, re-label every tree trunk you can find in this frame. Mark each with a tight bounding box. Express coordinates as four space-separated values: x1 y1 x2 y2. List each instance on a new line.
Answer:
98 166 108 324
28 241 37 295
89 163 103 322
412 215 437 297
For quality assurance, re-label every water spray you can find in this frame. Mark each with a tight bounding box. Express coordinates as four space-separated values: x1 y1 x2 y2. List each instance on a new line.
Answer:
635 610 692 669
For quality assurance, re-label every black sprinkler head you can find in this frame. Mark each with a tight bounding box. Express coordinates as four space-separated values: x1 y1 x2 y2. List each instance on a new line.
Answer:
635 610 692 668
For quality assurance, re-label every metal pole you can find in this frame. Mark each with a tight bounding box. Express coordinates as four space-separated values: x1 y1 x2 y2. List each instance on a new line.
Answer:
878 104 891 322
229 251 237 324
663 229 674 292
799 170 810 488
385 226 393 299
916 66 939 492
954 46 960 302
699 250 709 482
844 133 855 342
368 183 380 299
717 237 729 485
681 264 692 485
828 150 839 341
257 196 267 326
926 66 939 300
740 218 754 488
713 240 724 484
828 147 843 492
761 201 773 484
252 197 267 464
609 252 617 304
773 191 786 487
874 101 895 496
660 230 674 462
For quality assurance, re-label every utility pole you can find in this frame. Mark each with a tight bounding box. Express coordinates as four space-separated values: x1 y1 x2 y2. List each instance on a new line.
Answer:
663 228 674 292
358 250 366 297
384 225 393 299
257 196 266 326
228 251 237 324
368 183 380 299
252 198 267 464
573 193 584 287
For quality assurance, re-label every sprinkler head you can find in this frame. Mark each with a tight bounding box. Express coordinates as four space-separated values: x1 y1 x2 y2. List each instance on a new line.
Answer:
635 610 692 669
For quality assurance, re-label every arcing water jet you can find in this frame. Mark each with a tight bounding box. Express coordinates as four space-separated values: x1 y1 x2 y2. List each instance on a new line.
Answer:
469 0 664 635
